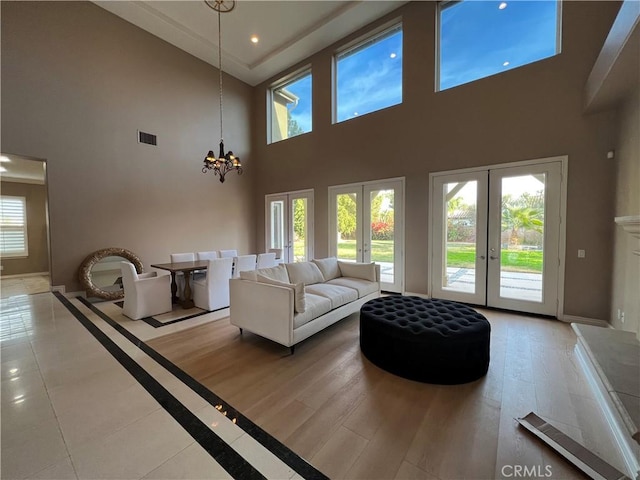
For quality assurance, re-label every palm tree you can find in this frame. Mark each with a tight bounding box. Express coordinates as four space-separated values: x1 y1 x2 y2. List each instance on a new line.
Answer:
502 205 544 247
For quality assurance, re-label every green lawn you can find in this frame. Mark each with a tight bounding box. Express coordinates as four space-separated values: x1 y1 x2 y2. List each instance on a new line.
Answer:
298 240 542 273
338 239 394 262
446 243 542 273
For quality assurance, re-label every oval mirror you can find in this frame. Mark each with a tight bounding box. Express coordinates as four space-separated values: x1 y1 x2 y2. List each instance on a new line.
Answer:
78 247 143 300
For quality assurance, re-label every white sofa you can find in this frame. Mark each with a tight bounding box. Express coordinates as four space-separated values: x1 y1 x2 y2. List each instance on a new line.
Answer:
229 257 381 353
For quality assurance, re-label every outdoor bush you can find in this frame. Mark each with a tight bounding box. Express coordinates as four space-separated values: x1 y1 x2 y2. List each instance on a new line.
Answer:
371 221 394 240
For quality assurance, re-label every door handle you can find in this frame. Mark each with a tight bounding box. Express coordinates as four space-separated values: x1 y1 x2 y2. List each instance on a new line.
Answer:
490 255 498 260
479 255 486 260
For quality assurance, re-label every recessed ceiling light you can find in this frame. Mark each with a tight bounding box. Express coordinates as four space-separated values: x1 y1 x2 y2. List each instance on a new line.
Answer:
0 155 10 163
0 167 6 173
390 52 397 59
250 35 259 44
503 61 510 66
499 2 507 9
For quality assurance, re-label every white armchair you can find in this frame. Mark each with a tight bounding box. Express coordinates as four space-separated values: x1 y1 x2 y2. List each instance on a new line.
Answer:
120 262 172 320
170 252 195 299
233 254 257 278
256 252 277 269
219 249 238 259
192 258 233 311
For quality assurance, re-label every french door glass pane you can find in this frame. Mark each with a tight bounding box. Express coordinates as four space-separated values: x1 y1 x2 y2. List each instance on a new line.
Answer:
444 181 477 294
336 192 358 262
292 198 307 262
269 201 284 250
370 189 395 284
499 174 545 302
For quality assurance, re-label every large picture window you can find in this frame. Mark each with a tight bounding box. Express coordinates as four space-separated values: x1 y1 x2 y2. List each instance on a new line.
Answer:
334 23 402 123
270 69 312 143
0 195 28 257
438 0 561 91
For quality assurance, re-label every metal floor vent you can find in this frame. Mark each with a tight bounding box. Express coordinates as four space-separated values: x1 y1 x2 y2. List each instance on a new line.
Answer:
138 131 157 146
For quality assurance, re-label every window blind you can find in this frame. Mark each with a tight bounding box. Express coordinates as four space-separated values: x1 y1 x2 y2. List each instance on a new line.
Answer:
0 196 28 257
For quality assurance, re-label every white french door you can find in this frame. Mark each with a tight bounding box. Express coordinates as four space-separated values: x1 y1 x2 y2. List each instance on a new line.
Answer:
431 160 563 316
329 178 404 293
265 190 314 263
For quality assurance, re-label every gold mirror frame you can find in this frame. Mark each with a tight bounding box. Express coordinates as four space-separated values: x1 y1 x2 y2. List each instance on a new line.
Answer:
78 247 143 300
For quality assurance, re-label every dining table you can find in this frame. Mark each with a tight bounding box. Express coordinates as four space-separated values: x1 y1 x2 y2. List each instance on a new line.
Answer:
150 260 208 309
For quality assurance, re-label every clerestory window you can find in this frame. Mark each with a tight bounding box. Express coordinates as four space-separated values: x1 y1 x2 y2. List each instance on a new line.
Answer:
334 23 403 123
269 69 312 143
438 0 561 91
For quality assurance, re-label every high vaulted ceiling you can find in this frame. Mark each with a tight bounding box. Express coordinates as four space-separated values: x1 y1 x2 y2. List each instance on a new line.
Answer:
94 1 407 87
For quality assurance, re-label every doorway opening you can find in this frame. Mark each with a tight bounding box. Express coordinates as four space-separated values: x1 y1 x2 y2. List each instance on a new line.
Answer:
429 157 566 317
329 178 405 293
0 153 51 298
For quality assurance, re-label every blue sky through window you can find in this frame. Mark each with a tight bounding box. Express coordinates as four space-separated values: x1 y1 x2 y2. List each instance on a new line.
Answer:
336 27 403 122
439 0 559 91
283 73 312 134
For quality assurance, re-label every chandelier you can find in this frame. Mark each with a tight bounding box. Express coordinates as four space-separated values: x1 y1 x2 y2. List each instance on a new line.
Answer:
202 0 242 183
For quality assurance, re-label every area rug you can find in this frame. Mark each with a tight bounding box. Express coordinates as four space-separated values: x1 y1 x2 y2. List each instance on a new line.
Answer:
112 301 212 327
78 297 231 341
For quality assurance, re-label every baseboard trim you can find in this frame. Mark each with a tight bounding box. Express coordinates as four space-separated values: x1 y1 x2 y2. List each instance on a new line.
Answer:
573 339 640 479
1 271 50 279
63 290 86 298
404 291 430 299
562 315 610 328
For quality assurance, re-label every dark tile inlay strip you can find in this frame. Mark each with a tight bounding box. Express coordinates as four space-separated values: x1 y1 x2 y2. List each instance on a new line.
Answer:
76 295 329 480
54 292 265 480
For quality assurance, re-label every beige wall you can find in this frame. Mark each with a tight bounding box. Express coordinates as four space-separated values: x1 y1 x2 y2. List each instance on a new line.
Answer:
0 181 49 275
611 88 640 335
252 1 621 320
1 2 255 292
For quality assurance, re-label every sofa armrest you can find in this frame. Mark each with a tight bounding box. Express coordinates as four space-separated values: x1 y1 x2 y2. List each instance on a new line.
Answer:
229 278 295 346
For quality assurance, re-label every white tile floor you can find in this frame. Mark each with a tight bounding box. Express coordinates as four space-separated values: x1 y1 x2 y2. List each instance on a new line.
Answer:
0 292 310 479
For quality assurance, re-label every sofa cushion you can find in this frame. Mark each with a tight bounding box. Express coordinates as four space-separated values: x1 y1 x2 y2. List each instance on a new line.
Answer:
256 264 290 283
293 293 332 329
256 275 305 313
286 262 324 286
338 261 377 282
327 277 379 298
305 283 358 309
312 257 341 281
239 270 258 281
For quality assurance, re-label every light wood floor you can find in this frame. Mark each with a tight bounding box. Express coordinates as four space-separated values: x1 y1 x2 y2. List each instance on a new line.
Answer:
148 309 627 479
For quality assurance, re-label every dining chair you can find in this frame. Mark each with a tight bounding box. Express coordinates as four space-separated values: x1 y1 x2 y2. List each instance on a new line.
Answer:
233 254 257 278
194 251 218 280
192 258 233 311
170 252 195 299
218 249 238 259
256 252 277 269
120 262 172 320
196 251 219 261
269 248 284 263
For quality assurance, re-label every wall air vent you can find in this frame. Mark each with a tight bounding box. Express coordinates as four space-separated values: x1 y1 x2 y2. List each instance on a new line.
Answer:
138 131 157 146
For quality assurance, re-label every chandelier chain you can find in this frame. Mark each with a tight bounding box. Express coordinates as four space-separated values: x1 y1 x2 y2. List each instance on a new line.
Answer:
201 0 241 183
218 8 223 143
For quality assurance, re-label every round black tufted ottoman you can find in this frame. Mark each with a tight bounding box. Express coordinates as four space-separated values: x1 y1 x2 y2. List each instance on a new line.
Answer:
360 296 491 384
